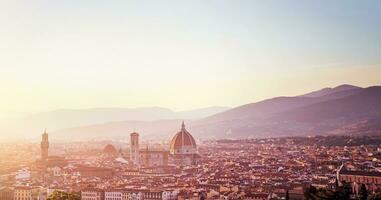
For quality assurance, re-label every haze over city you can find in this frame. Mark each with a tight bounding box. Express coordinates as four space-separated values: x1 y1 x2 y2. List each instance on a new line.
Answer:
1 1 381 200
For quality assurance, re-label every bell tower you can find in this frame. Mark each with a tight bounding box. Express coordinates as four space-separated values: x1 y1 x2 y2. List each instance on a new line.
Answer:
41 130 49 160
130 132 140 166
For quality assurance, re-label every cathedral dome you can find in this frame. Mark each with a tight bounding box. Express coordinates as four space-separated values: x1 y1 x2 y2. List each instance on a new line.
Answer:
103 144 118 155
169 122 197 155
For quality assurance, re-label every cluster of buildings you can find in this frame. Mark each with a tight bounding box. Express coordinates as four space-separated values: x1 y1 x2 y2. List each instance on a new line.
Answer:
129 122 201 168
81 188 177 200
1 125 381 199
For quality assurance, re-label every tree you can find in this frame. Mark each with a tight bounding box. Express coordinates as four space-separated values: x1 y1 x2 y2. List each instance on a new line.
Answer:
304 185 318 200
47 190 80 200
303 183 352 200
334 181 352 200
286 190 290 200
369 191 381 200
359 184 368 200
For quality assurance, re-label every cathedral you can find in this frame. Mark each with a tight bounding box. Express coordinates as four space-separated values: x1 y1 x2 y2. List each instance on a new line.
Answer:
169 121 200 166
130 122 200 167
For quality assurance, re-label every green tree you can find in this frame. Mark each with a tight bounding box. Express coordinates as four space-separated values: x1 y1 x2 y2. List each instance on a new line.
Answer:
286 190 290 200
47 190 80 200
359 184 368 200
304 183 352 200
341 182 352 200
369 191 381 200
304 185 318 200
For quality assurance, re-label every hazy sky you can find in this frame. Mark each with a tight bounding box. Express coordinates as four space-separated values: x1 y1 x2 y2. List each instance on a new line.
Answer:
1 0 381 118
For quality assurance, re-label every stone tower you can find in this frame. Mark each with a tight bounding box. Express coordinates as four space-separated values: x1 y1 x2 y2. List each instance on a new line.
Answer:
130 132 140 166
40 130 49 160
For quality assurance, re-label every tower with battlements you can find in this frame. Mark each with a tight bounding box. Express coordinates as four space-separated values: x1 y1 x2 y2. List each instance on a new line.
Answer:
40 130 49 160
130 132 140 166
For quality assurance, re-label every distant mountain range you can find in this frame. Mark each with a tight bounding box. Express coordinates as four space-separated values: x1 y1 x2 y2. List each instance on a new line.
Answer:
0 106 229 141
2 84 381 141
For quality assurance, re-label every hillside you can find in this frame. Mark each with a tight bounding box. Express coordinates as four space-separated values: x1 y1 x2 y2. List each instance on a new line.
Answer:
46 85 381 141
0 106 229 141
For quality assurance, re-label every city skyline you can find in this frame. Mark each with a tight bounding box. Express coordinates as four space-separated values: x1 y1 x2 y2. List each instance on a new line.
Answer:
1 1 381 200
1 1 381 118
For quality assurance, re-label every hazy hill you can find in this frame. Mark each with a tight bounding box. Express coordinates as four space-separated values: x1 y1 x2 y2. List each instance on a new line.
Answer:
0 106 229 141
176 106 229 119
4 84 381 141
275 86 381 123
190 85 380 138
201 84 363 124
301 84 361 97
54 119 184 141
48 84 381 141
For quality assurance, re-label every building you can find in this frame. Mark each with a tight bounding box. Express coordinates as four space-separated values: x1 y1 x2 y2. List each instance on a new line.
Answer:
0 187 14 200
104 190 122 200
162 190 179 200
130 132 140 166
129 132 169 168
77 166 114 178
41 156 67 168
338 164 381 194
122 190 143 200
129 122 199 168
13 186 46 200
81 188 105 200
81 189 163 200
142 190 162 200
103 144 118 156
169 122 200 166
47 166 62 177
139 148 169 168
14 186 33 200
36 131 67 169
41 130 49 160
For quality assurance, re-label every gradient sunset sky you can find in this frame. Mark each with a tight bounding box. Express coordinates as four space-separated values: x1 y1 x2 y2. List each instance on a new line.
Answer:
1 1 381 118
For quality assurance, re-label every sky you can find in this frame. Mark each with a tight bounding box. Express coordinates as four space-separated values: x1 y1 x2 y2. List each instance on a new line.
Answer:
1 0 381 118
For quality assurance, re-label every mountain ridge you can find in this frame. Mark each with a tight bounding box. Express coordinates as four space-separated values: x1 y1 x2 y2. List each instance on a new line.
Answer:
49 84 381 141
2 84 380 141
301 84 362 98
0 106 230 140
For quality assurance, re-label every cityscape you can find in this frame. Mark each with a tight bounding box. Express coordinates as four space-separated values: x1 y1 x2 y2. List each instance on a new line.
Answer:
2 121 381 199
1 1 381 200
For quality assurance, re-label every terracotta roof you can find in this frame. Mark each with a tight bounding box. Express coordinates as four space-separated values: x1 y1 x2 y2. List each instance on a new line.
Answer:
169 122 196 150
339 167 381 177
103 144 118 155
